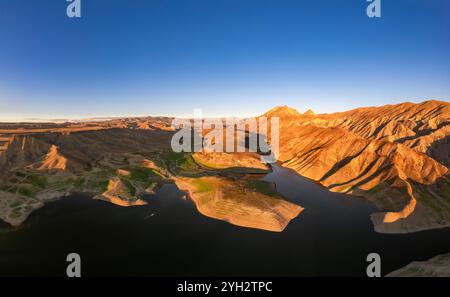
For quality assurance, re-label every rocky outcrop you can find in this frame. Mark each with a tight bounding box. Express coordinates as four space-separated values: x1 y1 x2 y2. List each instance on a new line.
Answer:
36 145 67 170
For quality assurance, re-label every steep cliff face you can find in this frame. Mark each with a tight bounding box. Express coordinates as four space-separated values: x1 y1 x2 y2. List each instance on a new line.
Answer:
282 100 450 166
266 101 449 233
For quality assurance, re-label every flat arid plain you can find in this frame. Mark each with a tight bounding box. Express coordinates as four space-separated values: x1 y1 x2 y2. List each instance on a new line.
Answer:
0 100 449 276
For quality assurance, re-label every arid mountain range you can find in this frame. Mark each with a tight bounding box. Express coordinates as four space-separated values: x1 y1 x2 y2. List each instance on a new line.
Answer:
264 100 449 233
0 100 448 234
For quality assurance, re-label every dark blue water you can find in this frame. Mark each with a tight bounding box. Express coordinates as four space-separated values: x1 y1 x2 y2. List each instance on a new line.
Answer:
0 165 449 276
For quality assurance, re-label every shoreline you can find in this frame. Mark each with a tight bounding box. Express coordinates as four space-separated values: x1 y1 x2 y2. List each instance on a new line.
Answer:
274 161 450 234
1 161 449 235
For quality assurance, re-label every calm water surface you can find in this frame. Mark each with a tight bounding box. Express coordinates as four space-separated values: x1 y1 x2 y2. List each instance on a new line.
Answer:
0 165 449 276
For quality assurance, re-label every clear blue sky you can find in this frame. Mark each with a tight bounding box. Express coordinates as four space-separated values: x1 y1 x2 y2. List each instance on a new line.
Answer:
0 0 449 121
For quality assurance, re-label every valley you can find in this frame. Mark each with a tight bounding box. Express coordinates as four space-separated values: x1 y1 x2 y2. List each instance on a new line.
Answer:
0 100 449 236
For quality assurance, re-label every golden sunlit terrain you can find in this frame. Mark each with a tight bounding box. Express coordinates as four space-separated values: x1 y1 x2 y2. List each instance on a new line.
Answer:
0 100 449 235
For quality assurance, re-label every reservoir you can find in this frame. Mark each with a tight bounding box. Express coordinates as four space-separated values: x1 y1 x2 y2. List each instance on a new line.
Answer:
0 165 449 276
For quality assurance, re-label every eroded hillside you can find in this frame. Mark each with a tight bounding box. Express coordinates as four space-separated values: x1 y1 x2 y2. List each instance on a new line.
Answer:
264 100 450 233
0 122 301 231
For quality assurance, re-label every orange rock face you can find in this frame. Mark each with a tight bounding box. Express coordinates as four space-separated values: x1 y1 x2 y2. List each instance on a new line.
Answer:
264 100 449 233
37 145 67 171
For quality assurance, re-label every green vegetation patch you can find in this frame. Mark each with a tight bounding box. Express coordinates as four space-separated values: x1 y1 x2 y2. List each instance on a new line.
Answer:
120 177 136 196
178 155 198 171
160 151 200 174
85 179 110 192
161 151 186 162
98 180 110 192
73 177 86 189
128 167 159 182
17 186 35 198
192 179 213 193
23 174 48 188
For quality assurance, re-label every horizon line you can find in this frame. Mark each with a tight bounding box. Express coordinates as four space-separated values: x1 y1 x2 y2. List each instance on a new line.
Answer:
0 98 447 124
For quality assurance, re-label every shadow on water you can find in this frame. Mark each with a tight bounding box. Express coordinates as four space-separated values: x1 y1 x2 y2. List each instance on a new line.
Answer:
0 165 449 276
